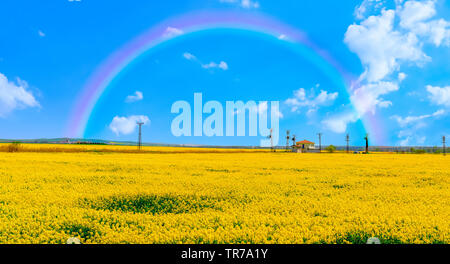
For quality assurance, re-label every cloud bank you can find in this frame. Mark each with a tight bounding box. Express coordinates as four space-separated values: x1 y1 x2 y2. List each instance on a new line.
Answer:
0 73 39 117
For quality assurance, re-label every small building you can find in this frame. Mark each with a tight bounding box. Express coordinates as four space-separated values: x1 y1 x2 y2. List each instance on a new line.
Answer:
294 140 316 153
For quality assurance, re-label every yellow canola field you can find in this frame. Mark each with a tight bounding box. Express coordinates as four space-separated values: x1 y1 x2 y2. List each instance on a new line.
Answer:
0 143 270 153
0 149 448 244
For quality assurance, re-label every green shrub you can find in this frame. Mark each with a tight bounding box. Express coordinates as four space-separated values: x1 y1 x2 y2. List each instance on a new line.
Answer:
325 145 336 153
432 147 441 154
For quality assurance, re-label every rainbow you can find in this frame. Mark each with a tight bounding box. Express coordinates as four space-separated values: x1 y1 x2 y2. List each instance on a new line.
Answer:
67 10 384 144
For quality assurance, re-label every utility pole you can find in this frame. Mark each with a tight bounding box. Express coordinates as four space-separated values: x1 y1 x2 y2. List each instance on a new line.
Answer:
317 133 322 152
364 134 369 154
267 128 274 152
137 122 144 150
346 134 350 153
286 130 290 152
292 135 296 150
443 136 446 156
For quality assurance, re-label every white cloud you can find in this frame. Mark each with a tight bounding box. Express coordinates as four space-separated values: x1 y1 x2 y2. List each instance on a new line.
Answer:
392 106 445 146
241 0 260 8
396 120 427 145
345 9 429 83
183 52 196 61
399 135 426 146
391 109 445 127
354 0 384 20
163 27 184 38
333 0 450 133
285 87 338 112
183 52 229 71
315 90 339 104
202 61 228 71
322 112 359 134
351 81 399 115
234 102 284 119
219 62 229 70
219 0 260 9
399 137 410 146
398 0 450 47
398 0 436 27
125 91 143 103
306 108 317 117
0 73 39 117
426 85 450 107
109 115 150 136
398 72 407 82
254 101 283 118
38 30 45 37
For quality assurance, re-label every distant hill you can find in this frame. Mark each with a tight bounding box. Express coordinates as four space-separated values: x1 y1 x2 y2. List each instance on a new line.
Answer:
0 138 263 149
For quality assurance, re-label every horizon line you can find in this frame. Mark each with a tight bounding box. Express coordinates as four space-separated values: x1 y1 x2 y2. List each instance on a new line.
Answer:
0 137 446 149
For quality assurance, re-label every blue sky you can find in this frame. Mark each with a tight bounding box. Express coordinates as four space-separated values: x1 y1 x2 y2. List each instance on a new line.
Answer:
0 0 449 146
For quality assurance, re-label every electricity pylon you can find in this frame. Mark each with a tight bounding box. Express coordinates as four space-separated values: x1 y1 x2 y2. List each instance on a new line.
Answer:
317 133 322 152
137 122 144 150
443 136 446 156
286 130 290 151
346 134 350 153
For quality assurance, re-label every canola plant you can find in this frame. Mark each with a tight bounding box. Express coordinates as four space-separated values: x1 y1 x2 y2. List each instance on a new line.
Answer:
0 145 448 244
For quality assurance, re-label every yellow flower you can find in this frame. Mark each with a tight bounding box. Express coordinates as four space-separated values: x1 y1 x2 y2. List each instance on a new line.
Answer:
0 144 448 244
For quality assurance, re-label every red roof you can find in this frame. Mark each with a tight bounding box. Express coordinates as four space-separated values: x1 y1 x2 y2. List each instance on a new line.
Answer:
296 140 315 144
